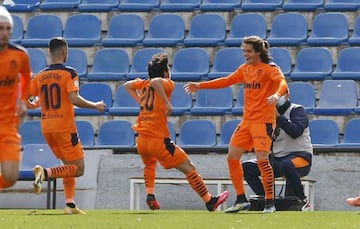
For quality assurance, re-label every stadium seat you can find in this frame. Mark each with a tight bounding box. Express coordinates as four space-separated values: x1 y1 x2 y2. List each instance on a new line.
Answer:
127 48 165 80
313 80 357 115
225 13 267 47
109 85 140 116
269 47 292 77
76 120 95 147
75 82 112 115
143 14 185 47
190 87 233 115
241 0 283 11
160 0 201 12
323 0 360 11
4 0 40 12
168 121 176 143
21 15 63 47
232 85 244 115
19 120 46 146
200 0 241 11
171 83 192 116
309 119 340 148
171 48 209 81
217 119 241 147
10 15 23 44
87 48 129 81
118 0 160 12
178 119 217 147
332 47 360 80
96 120 135 147
102 14 144 47
184 13 226 47
348 16 360 45
283 0 324 11
336 118 360 148
63 14 101 47
27 48 47 74
39 0 80 11
307 13 349 46
290 47 333 81
288 82 316 113
64 48 88 80
78 0 119 12
267 13 308 46
208 47 245 79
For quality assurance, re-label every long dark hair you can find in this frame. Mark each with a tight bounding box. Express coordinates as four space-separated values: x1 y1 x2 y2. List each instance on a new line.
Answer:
243 36 272 64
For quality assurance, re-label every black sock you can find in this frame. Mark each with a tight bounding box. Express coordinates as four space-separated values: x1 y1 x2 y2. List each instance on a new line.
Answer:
236 194 248 203
66 203 76 208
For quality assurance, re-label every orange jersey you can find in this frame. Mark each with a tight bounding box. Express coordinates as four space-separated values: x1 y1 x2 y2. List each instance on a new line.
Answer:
0 43 31 132
132 78 175 138
200 62 288 123
30 64 79 133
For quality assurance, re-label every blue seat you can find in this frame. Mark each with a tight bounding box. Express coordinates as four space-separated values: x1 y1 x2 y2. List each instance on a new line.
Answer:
127 48 165 80
87 48 129 81
336 118 360 149
332 47 360 80
241 0 283 11
27 48 47 74
283 0 324 11
10 15 23 44
102 14 144 47
21 15 63 47
313 80 357 115
39 0 80 11
19 120 46 146
348 16 360 46
309 119 339 148
184 13 226 47
78 0 119 12
290 47 333 81
109 85 140 116
323 0 360 11
168 121 176 143
118 0 160 12
64 48 88 80
171 48 209 81
63 14 101 47
218 119 241 147
200 0 241 11
75 82 112 115
143 14 185 47
269 47 292 77
208 47 245 79
225 13 267 47
160 0 201 12
307 13 349 46
171 83 192 116
4 0 40 12
232 85 244 115
267 13 308 46
76 120 95 147
96 120 135 147
178 120 217 147
191 87 233 116
288 82 316 113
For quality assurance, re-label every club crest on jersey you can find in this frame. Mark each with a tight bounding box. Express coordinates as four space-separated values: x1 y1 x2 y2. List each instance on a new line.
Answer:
257 69 262 76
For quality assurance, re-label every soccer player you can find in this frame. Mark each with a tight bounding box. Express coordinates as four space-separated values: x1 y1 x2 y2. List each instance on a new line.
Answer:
124 53 229 211
27 37 106 214
184 36 288 213
0 6 31 190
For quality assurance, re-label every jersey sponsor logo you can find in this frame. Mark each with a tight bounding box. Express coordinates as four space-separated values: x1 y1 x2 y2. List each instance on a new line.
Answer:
244 81 260 89
0 76 15 87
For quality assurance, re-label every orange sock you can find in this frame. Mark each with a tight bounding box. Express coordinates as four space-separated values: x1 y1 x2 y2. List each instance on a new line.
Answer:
186 170 211 203
63 177 76 204
0 175 15 189
144 161 156 195
257 159 274 200
228 159 245 195
46 164 78 178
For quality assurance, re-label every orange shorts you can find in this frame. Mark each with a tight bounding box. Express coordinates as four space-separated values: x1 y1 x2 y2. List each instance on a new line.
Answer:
230 121 274 152
43 132 84 162
136 134 189 169
0 132 21 162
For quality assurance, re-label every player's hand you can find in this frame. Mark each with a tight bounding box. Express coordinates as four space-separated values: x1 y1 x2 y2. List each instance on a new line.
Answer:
95 100 106 112
17 100 27 118
267 93 280 105
184 83 199 95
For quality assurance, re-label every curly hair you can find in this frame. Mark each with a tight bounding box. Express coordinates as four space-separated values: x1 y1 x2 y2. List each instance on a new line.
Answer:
148 53 169 79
